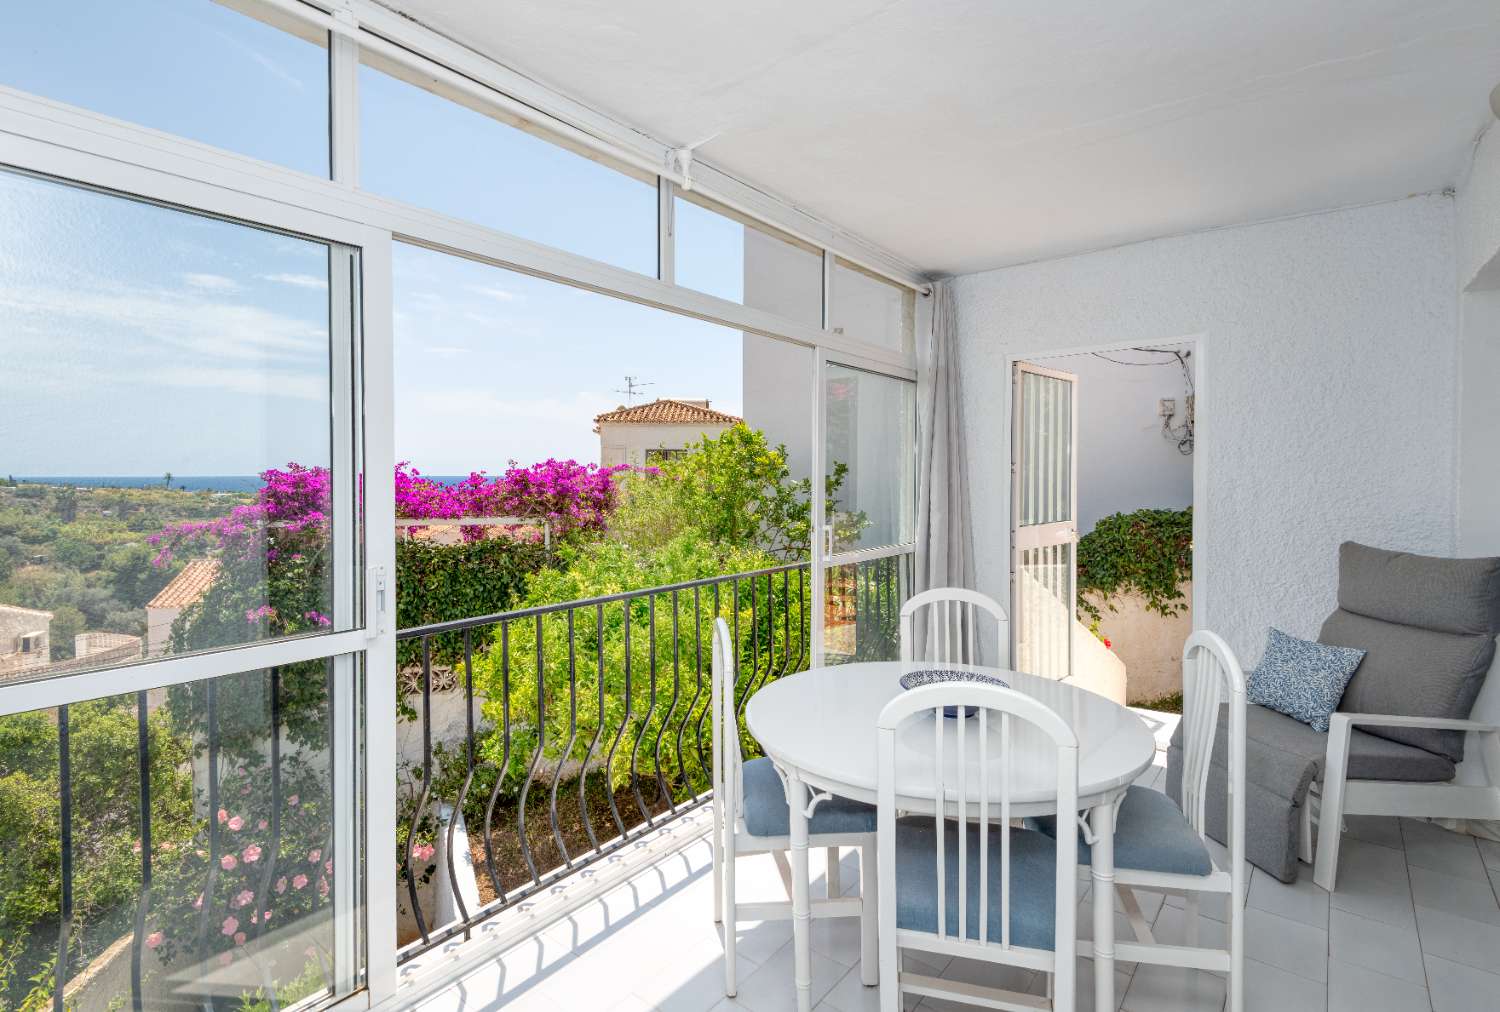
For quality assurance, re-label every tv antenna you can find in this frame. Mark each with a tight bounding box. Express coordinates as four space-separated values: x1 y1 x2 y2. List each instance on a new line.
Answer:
614 375 654 405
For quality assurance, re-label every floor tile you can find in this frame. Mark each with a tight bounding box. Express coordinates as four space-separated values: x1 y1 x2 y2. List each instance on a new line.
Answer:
1121 962 1226 1011
1424 953 1500 1012
1329 907 1424 985
724 937 846 1012
818 963 920 1012
1408 865 1500 926
1326 959 1429 1012
608 996 660 1012
915 956 1040 1012
1243 956 1327 1012
1243 906 1328 983
1413 903 1500 975
1477 836 1500 871
1400 818 1488 882
1069 957 1133 1012
1328 839 1415 931
809 914 867 968
1247 864 1330 930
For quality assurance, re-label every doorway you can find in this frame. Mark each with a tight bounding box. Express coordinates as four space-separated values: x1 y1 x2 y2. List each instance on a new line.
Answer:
1010 340 1199 706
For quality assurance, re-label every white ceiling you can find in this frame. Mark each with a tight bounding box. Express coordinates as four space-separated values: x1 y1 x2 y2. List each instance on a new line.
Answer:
380 0 1500 277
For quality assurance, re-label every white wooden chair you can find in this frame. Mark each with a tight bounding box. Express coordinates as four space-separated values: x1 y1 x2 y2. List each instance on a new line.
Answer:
876 681 1079 1011
900 587 1010 668
710 618 878 997
1038 630 1247 1012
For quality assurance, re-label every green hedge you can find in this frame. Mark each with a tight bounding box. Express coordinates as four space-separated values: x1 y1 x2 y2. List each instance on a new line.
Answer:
1076 507 1193 623
396 538 550 664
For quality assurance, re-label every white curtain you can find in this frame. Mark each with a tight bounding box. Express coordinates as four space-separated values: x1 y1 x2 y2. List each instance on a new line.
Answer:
914 279 974 602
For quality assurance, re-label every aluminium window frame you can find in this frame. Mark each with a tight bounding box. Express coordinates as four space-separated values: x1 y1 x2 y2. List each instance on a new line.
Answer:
0 2 928 1002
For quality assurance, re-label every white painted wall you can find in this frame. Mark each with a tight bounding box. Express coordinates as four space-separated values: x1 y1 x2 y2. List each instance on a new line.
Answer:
1027 347 1194 534
1458 124 1500 293
597 420 734 468
954 195 1459 666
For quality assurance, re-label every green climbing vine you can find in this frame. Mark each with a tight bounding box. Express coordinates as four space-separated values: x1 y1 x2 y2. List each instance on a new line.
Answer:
1076 507 1193 624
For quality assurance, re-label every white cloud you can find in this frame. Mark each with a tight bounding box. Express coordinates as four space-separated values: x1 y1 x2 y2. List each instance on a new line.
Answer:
151 365 327 401
260 273 328 290
468 285 522 303
184 273 240 291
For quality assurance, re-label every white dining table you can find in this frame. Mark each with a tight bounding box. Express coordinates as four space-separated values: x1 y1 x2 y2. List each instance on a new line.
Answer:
745 661 1157 1012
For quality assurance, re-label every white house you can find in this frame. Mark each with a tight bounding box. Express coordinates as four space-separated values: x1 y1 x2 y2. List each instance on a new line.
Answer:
145 558 219 656
0 603 51 677
593 398 741 467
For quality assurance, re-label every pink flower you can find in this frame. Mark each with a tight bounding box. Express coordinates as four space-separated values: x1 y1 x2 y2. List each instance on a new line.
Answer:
220 854 238 871
293 874 308 890
275 877 287 894
232 889 255 909
221 916 239 936
287 795 299 806
318 877 330 897
411 842 436 863
234 932 247 946
307 849 321 863
217 808 228 824
324 859 333 875
257 819 268 831
227 816 244 832
262 909 272 922
242 844 261 864
145 931 164 949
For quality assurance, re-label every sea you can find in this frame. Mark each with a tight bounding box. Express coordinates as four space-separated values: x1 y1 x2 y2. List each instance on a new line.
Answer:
11 475 478 492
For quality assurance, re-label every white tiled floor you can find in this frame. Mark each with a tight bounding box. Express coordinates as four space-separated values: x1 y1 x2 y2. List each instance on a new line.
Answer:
415 746 1500 1012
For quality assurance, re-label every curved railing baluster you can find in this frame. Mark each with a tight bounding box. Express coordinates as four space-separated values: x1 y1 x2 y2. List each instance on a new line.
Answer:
481 622 511 901
602 599 631 839
548 612 576 867
447 630 478 939
402 640 434 945
517 615 546 884
653 590 681 814
578 603 605 851
629 594 658 826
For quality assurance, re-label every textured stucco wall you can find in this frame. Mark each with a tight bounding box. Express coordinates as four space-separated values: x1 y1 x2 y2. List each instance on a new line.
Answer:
953 196 1459 667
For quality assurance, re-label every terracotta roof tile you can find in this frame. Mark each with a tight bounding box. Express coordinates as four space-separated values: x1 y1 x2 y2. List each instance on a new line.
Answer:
148 558 221 610
593 398 742 427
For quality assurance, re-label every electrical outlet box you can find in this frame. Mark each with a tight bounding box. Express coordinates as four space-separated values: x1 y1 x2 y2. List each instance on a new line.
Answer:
1158 398 1176 418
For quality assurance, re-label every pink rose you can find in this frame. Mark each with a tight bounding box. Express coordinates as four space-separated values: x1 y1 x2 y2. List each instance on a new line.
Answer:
318 877 329 897
293 874 308 890
275 877 287 894
227 816 244 832
324 860 333 875
145 931 164 949
221 916 238 936
257 819 268 831
234 932 246 946
242 845 261 864
307 849 321 863
232 890 254 909
217 808 228 824
220 855 237 871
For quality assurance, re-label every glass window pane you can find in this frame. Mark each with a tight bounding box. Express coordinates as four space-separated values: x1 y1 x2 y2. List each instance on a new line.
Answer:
674 193 823 327
0 659 359 1009
360 59 657 276
0 169 354 682
829 257 915 353
0 0 330 177
825 364 916 554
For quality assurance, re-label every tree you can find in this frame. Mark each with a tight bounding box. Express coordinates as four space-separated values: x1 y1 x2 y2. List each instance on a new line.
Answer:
162 472 172 489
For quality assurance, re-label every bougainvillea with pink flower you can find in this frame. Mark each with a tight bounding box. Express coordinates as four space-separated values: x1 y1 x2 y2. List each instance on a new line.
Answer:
395 459 634 542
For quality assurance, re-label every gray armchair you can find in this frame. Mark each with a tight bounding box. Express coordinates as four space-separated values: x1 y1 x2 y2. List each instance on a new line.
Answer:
1168 542 1500 887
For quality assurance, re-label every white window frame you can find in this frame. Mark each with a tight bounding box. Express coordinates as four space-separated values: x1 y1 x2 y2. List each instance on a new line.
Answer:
0 1 930 1003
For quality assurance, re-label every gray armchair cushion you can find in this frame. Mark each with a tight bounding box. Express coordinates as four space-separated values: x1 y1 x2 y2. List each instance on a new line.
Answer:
1321 542 1500 761
1167 703 1454 883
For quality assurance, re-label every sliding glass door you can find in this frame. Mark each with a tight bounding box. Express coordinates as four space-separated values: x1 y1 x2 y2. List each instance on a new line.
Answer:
813 354 917 666
0 166 383 1010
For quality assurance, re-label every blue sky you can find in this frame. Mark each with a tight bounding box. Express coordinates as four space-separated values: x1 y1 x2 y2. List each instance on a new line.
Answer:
1 0 746 475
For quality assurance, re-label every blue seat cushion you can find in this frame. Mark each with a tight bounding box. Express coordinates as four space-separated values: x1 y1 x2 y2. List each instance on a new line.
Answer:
894 818 1058 950
740 757 877 838
1029 785 1213 876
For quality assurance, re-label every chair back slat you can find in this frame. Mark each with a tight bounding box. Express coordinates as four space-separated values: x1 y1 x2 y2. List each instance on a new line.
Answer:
1178 630 1247 840
901 587 1010 668
711 619 745 823
877 683 1078 975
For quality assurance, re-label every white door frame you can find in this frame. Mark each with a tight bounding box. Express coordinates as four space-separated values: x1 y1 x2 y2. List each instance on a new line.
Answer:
1001 333 1207 651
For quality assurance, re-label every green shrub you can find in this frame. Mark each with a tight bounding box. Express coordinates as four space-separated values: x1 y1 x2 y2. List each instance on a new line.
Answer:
1076 507 1193 623
395 537 550 665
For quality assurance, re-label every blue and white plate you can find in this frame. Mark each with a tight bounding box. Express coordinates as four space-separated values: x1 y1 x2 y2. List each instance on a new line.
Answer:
898 669 1010 718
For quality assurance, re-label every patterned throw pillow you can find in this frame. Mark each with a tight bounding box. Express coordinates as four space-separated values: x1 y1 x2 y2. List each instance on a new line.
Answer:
1247 628 1366 732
